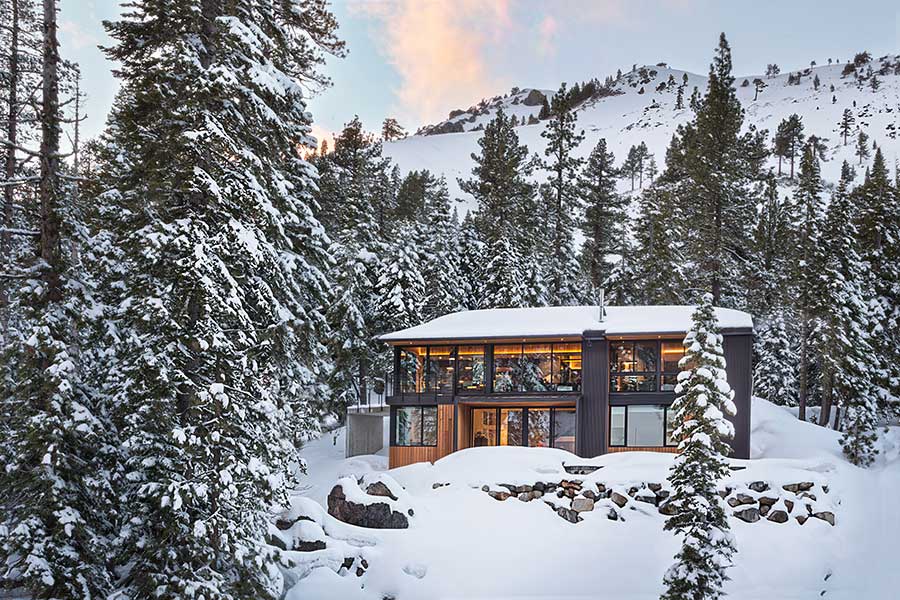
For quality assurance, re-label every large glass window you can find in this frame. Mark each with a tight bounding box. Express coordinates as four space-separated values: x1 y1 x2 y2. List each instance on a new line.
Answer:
492 345 521 392
520 344 552 392
527 408 551 447
552 343 582 392
470 407 574 450
552 409 577 453
400 347 427 395
395 406 437 446
661 341 686 391
608 405 677 448
457 345 486 392
500 408 523 446
426 346 455 395
472 408 497 447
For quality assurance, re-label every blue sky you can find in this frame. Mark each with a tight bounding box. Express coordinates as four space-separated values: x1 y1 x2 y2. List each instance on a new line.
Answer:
61 1 900 147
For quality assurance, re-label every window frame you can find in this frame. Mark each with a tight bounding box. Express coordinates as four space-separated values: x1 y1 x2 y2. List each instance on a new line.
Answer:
607 404 678 448
393 405 438 447
488 342 583 395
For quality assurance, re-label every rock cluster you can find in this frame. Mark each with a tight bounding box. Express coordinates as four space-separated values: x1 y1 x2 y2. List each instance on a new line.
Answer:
480 478 836 527
327 477 412 529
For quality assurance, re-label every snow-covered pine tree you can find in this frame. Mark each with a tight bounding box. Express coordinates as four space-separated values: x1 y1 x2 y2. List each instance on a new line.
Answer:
375 223 426 333
662 293 737 600
420 176 466 320
753 307 798 406
482 236 528 309
540 83 587 305
458 212 486 309
98 1 341 597
0 0 118 595
791 144 826 422
632 184 687 304
854 149 900 413
819 162 882 462
748 175 794 314
580 138 625 291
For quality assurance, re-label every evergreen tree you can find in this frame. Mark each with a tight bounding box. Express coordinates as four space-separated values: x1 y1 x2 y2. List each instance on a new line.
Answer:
753 308 798 406
791 145 826 422
458 213 486 309
97 2 342 597
375 224 425 332
839 109 855 145
662 293 737 600
420 177 466 319
818 162 882 461
632 185 687 304
482 235 528 308
773 114 804 178
540 84 586 305
580 138 625 290
748 175 793 313
381 117 406 141
855 129 870 165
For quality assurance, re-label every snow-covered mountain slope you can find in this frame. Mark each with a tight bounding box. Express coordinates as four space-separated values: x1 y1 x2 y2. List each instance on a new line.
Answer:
384 57 900 212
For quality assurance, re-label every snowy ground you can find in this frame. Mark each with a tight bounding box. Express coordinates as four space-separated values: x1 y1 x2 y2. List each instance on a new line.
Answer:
285 401 900 599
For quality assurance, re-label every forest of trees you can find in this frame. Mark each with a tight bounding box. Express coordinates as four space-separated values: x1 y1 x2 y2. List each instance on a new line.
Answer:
0 1 897 597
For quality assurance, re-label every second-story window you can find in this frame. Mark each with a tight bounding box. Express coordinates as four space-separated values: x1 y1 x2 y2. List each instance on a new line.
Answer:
610 341 658 392
456 345 486 392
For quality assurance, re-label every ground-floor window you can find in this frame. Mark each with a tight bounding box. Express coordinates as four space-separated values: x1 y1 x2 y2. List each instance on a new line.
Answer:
609 404 677 448
471 407 575 451
394 406 438 446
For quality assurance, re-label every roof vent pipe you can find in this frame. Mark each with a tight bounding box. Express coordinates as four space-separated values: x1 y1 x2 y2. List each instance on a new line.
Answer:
598 289 606 322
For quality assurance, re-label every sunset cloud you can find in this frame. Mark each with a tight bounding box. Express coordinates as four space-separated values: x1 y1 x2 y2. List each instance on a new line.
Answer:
351 0 514 124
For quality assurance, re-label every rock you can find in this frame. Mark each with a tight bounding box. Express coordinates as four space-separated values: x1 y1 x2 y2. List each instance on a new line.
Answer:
572 497 595 513
341 557 354 570
784 500 794 512
749 481 769 493
532 490 543 499
500 484 518 494
596 483 607 494
408 508 414 517
610 492 628 508
635 491 657 505
607 508 619 520
813 511 835 526
268 533 288 551
799 492 817 501
432 482 449 490
556 507 581 523
796 515 808 525
361 559 369 569
733 507 760 523
767 510 789 523
822 485 829 494
356 567 365 577
582 490 597 501
648 482 663 492
758 496 778 507
727 494 755 507
798 482 814 491
533 482 545 492
565 489 576 499
517 492 531 502
366 481 399 501
658 502 677 516
328 484 410 529
481 485 490 492
521 89 547 106
759 504 770 517
557 490 565 498
515 484 533 494
448 108 465 119
627 486 639 497
488 491 509 501
296 539 327 552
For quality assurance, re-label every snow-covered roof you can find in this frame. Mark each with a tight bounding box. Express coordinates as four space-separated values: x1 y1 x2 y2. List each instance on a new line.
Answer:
378 305 753 342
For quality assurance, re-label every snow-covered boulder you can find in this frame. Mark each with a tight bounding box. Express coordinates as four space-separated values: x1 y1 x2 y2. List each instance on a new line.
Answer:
327 474 413 529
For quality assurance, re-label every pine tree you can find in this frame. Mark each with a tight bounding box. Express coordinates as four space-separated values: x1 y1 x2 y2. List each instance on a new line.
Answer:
752 78 766 101
375 224 425 332
855 149 900 411
774 114 805 178
839 109 855 145
381 116 406 141
748 175 793 313
753 308 798 406
420 177 466 319
98 2 342 597
540 84 586 305
579 138 625 290
817 163 882 461
661 293 737 600
791 144 826 422
482 235 528 308
855 129 870 165
458 213 486 309
632 185 687 304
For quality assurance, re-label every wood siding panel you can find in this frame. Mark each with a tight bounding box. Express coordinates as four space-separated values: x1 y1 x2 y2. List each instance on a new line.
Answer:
606 446 679 454
577 333 607 458
389 446 438 468
457 405 471 451
723 333 753 459
436 404 454 460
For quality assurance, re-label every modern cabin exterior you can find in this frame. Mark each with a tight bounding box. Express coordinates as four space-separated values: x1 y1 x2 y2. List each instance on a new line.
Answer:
377 305 754 469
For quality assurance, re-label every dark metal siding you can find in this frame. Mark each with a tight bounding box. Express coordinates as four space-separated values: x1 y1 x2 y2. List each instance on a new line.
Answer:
724 333 753 459
577 332 607 457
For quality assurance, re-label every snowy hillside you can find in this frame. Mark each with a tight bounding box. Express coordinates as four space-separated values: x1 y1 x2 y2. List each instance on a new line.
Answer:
280 399 900 599
385 56 900 211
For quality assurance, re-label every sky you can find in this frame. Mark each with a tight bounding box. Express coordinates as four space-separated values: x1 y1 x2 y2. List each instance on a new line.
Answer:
60 0 900 149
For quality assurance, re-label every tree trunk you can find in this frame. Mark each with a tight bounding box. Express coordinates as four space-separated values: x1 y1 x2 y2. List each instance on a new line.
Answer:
818 369 832 426
798 313 808 421
358 359 368 406
39 0 62 304
832 403 842 431
2 0 21 338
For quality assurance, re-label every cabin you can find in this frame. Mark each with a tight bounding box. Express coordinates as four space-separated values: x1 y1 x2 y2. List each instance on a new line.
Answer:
375 305 754 469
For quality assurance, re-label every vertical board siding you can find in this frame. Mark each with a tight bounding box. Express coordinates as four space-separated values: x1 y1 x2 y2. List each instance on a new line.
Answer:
437 405 454 460
577 333 607 458
723 333 752 459
389 446 438 468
